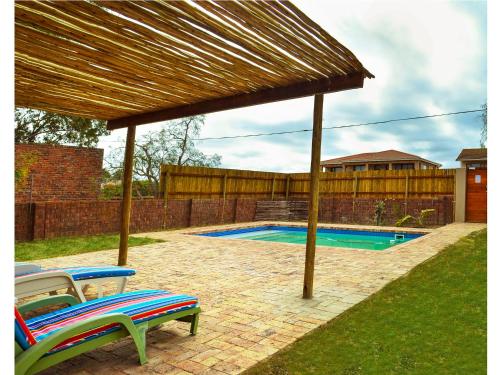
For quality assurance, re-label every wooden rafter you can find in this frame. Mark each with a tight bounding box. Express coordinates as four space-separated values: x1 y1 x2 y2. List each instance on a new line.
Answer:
108 72 364 129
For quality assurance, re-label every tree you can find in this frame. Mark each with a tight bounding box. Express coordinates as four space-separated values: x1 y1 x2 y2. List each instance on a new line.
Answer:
480 103 487 148
15 108 109 147
105 115 221 197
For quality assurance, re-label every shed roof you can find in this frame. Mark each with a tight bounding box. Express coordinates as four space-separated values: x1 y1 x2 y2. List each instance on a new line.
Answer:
321 149 441 167
456 148 487 161
15 1 373 129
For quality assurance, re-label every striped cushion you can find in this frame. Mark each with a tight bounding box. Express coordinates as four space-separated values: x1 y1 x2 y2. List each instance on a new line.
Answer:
23 290 198 353
15 308 37 350
15 266 136 281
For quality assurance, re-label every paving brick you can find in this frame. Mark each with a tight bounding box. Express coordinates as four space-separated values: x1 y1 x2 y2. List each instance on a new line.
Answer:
175 360 209 374
35 222 484 374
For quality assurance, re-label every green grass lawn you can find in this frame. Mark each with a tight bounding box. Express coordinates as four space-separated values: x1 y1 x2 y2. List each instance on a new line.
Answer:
245 229 487 375
15 234 164 261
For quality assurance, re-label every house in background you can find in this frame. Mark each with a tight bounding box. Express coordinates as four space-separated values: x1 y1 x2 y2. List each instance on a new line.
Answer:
321 149 441 172
456 148 487 169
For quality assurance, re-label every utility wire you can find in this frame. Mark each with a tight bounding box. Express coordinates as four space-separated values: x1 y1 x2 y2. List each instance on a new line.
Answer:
193 109 483 141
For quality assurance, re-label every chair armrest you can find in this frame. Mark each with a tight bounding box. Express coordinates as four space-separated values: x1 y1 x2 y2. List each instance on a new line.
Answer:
17 294 80 315
15 313 140 374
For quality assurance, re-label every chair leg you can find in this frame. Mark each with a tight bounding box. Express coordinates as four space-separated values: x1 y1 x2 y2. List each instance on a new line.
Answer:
132 323 148 365
118 277 128 294
190 313 199 336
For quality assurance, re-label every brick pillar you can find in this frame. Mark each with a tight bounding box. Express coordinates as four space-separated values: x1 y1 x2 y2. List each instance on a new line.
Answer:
454 168 466 222
33 202 47 240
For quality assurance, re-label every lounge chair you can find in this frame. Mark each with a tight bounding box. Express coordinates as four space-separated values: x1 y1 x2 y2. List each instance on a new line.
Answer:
15 262 136 301
15 289 200 375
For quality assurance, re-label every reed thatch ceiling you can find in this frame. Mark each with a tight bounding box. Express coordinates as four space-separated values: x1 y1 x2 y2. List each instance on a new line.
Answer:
15 0 373 129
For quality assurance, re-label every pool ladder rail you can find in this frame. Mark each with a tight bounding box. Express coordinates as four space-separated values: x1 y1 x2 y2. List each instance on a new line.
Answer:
390 233 405 244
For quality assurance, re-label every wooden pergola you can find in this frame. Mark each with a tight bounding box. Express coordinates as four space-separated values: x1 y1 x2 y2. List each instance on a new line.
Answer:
15 0 373 299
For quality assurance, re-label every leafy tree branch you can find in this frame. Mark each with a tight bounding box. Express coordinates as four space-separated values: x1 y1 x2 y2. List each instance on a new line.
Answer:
15 108 109 147
105 115 221 197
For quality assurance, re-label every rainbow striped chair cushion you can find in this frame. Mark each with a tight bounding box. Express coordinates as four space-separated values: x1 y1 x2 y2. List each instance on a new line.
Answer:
15 266 136 281
16 290 198 354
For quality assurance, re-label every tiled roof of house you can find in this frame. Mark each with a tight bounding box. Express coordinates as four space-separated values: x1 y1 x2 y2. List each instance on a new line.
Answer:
456 148 487 161
321 149 440 166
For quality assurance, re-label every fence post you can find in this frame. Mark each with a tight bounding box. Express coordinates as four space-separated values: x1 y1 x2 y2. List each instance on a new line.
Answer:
285 175 290 200
162 171 170 229
353 175 358 198
352 174 358 215
404 174 409 215
221 174 227 223
271 176 276 200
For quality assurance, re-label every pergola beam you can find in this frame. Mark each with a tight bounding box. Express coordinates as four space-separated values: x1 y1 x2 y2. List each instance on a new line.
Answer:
107 73 364 129
303 94 324 299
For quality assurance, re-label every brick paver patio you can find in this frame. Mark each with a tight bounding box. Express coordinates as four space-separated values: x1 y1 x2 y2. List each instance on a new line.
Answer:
35 222 485 375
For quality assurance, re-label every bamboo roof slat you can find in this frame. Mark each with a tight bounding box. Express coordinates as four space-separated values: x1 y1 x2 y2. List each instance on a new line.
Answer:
173 1 321 79
15 0 373 128
17 4 247 93
16 24 234 101
215 1 344 76
100 1 286 87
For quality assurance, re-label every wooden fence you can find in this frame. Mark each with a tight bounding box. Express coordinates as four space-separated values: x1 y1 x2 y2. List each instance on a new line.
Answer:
160 165 456 201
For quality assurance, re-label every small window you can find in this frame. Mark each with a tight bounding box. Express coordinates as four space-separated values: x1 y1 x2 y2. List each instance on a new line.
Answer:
467 163 483 169
393 163 415 170
332 166 343 173
369 164 389 170
353 165 365 171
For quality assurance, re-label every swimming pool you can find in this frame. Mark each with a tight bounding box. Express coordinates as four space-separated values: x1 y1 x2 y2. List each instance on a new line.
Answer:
196 225 424 251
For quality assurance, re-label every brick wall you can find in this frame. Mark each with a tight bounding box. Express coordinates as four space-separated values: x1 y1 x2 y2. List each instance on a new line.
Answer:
15 143 103 203
318 197 454 226
15 196 453 242
15 198 259 241
256 197 454 226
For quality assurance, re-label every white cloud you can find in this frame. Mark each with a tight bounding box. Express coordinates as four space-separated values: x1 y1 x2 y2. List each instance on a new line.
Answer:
197 138 311 173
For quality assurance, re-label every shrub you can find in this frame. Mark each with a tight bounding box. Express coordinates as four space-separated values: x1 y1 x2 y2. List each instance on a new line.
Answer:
395 209 435 227
374 200 386 226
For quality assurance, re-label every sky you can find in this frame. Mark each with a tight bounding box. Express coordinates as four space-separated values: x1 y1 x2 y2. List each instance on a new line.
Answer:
98 0 487 172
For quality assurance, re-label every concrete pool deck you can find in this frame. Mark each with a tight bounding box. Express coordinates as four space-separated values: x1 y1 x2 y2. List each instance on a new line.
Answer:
35 222 485 375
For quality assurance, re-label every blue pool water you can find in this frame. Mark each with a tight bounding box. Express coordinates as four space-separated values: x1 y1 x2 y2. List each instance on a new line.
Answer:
196 226 424 251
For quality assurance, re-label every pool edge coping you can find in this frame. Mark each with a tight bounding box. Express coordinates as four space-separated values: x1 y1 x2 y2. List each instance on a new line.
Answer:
178 222 434 253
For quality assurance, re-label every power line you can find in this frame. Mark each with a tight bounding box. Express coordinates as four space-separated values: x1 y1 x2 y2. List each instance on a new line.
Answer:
193 109 483 141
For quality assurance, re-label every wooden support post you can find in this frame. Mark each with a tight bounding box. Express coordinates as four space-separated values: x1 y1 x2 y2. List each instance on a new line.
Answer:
162 171 170 229
221 174 227 223
303 94 324 299
271 177 276 200
285 175 291 200
118 125 136 266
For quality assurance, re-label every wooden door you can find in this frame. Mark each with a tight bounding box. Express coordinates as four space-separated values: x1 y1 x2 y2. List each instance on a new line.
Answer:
466 168 487 222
